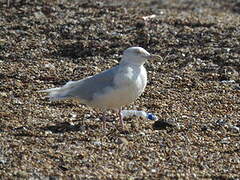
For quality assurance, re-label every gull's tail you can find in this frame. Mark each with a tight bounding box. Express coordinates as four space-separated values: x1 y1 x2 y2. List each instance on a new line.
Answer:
38 81 79 101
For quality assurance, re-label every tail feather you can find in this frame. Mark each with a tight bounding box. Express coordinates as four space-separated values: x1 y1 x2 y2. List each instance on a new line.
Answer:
39 80 81 101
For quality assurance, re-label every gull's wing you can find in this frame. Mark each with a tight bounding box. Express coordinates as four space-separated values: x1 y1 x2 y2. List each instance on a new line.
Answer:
40 66 119 102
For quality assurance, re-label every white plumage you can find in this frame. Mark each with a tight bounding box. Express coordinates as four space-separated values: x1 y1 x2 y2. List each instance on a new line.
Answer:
39 47 159 126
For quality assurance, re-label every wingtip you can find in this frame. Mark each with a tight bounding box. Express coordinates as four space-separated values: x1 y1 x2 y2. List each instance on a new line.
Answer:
37 89 48 93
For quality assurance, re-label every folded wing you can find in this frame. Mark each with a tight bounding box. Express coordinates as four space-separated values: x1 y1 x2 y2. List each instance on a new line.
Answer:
39 66 119 103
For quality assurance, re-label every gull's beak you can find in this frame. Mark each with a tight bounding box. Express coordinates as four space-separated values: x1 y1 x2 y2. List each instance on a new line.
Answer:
146 54 163 61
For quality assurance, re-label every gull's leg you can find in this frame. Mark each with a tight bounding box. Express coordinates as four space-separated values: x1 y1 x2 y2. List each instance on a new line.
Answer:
96 109 107 129
118 108 124 127
100 115 106 129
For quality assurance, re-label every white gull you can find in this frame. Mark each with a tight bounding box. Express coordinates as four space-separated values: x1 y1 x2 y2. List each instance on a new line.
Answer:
39 47 159 126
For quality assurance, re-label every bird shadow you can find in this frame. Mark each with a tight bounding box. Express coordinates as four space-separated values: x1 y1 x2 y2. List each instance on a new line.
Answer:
40 101 77 108
152 120 174 130
40 122 98 133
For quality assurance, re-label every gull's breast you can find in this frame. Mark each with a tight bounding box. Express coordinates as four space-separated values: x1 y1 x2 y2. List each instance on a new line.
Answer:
91 65 147 109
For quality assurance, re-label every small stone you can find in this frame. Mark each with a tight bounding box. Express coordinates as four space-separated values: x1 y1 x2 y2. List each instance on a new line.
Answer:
229 125 240 133
68 113 77 120
0 92 7 98
93 141 102 146
44 63 55 69
0 39 7 46
151 169 157 173
0 157 7 164
34 11 46 19
220 137 230 144
12 99 23 105
117 137 129 145
139 132 145 136
201 125 208 131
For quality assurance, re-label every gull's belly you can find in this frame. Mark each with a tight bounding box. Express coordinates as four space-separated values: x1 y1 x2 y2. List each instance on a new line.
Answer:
91 85 141 109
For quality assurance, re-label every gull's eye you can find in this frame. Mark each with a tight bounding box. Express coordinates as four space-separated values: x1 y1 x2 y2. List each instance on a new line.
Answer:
135 49 142 54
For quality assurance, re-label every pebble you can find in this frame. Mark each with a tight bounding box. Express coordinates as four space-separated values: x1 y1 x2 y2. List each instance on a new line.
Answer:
229 125 240 133
0 92 7 98
93 141 102 146
220 137 231 144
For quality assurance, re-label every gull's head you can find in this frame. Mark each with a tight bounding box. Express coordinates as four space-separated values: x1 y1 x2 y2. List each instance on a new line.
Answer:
120 47 158 65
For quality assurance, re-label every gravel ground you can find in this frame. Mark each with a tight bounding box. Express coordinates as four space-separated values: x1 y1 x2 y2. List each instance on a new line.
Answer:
0 0 240 179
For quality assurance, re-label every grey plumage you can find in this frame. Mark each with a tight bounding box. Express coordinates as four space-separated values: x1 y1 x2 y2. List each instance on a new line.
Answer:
40 66 119 102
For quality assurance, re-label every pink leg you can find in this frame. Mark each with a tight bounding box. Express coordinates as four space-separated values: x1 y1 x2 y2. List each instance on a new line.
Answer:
118 108 124 127
102 116 107 129
99 115 107 129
